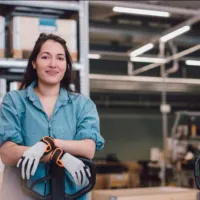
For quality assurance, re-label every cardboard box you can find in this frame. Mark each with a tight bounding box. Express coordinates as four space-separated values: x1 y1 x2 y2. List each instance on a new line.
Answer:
92 187 199 200
94 174 107 190
10 16 77 61
122 161 141 173
123 161 141 188
129 172 140 188
107 173 130 189
0 16 5 57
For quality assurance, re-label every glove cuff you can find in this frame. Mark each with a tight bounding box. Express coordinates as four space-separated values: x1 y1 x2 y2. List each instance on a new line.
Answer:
41 136 55 156
50 148 65 167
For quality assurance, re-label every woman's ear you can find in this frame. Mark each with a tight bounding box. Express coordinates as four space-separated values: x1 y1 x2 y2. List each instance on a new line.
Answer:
32 61 36 69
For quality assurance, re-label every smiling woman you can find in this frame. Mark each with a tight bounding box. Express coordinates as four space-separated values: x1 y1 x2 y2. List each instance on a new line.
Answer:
0 33 105 200
32 40 67 87
20 33 73 91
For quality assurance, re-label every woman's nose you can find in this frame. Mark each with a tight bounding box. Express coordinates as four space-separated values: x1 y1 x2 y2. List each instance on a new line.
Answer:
49 58 57 68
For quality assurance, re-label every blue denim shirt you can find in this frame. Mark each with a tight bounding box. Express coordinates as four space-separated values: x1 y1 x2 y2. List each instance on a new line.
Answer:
0 81 104 200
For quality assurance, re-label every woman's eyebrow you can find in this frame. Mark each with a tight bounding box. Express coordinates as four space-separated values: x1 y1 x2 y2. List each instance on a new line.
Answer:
40 52 50 55
40 52 64 56
39 52 65 57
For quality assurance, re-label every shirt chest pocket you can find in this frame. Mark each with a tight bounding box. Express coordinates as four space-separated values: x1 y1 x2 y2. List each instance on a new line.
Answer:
52 121 76 140
20 110 49 145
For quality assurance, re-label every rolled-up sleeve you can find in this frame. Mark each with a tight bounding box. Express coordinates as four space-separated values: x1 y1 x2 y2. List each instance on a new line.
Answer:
75 98 105 151
0 93 23 147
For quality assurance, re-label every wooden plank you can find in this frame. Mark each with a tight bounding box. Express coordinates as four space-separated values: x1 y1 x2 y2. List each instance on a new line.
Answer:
117 191 197 200
92 187 199 200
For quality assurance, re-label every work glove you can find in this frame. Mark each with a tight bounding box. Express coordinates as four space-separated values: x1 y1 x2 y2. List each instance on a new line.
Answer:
17 136 55 179
50 148 91 186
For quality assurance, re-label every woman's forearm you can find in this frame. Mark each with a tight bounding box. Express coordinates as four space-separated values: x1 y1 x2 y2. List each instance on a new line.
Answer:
0 139 95 166
0 141 50 166
0 141 29 166
54 139 96 160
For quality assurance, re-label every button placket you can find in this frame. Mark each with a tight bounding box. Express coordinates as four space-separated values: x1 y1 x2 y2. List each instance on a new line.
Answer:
48 116 55 137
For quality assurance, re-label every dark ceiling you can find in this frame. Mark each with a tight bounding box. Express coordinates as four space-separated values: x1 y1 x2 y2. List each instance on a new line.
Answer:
88 1 200 111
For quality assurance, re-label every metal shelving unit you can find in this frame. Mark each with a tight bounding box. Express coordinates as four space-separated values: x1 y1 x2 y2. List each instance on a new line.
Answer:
0 1 80 11
0 1 89 96
171 111 200 161
169 111 200 189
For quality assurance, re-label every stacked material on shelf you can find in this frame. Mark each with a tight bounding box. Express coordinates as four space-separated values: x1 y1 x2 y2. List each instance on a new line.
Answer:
123 161 142 188
9 16 77 61
9 81 21 91
0 79 6 103
0 16 5 58
94 160 129 190
92 187 199 200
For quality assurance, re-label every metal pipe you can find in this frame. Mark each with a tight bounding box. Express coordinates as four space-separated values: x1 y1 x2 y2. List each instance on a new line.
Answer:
176 111 200 117
95 100 190 107
127 61 134 76
159 41 168 186
89 50 200 62
89 1 200 16
89 74 200 85
133 44 200 75
166 41 179 74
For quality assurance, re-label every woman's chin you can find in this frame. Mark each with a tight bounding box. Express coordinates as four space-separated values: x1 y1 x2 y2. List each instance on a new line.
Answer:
42 79 61 86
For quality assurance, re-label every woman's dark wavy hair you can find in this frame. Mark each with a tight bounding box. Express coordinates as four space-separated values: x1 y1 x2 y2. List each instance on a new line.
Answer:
20 33 73 91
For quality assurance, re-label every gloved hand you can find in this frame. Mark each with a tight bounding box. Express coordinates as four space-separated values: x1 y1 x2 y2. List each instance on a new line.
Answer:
17 136 55 179
50 148 91 186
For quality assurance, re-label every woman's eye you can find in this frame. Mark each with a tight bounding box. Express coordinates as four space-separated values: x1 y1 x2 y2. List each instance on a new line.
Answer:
41 56 49 59
58 57 64 61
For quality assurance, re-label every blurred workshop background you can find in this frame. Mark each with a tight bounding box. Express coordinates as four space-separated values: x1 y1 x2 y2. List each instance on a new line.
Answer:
1 1 200 199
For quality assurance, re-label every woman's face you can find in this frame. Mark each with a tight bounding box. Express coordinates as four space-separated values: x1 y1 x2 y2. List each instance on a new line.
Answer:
32 40 67 86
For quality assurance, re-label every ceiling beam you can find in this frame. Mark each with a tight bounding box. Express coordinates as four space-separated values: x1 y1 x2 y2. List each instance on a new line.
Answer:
89 21 200 47
90 74 200 94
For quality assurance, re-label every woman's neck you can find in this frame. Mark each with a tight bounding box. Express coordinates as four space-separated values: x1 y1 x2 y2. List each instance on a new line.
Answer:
35 81 60 98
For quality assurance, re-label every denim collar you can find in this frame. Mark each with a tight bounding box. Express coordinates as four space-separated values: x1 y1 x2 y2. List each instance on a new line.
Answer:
26 81 71 106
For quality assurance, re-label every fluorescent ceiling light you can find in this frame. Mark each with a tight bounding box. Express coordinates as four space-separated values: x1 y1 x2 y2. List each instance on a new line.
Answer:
185 60 200 66
130 43 154 57
88 54 101 59
160 26 190 42
113 6 170 17
131 56 166 63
